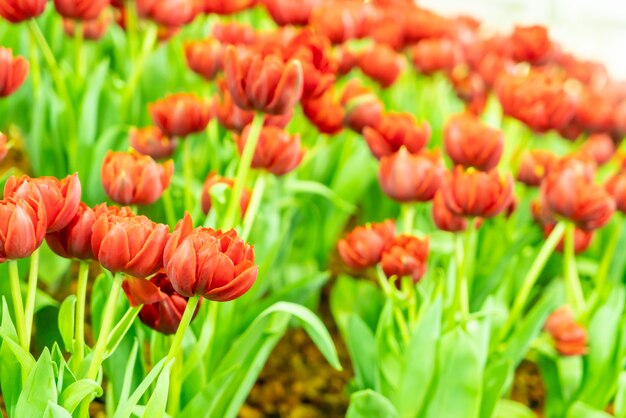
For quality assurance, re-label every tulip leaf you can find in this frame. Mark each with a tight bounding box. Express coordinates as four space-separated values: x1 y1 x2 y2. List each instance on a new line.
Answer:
42 402 72 418
493 399 537 418
479 357 511 418
346 390 399 418
566 401 613 418
614 371 626 418
59 379 102 414
58 295 76 353
118 339 140 407
38 242 71 292
15 348 58 418
113 357 168 418
104 305 141 360
78 59 109 147
141 358 173 418
286 179 356 213
0 297 23 414
345 313 379 391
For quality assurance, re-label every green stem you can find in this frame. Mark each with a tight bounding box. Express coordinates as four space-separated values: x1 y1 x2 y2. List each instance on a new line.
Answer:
241 173 267 241
222 113 264 230
162 187 177 228
165 295 200 364
394 306 410 344
23 248 40 349
8 261 27 351
498 222 566 342
74 21 84 79
126 0 139 62
206 119 221 173
73 261 90 369
401 204 416 234
564 223 585 313
375 265 393 297
182 138 195 212
167 355 183 416
28 29 41 97
453 233 469 323
595 216 622 293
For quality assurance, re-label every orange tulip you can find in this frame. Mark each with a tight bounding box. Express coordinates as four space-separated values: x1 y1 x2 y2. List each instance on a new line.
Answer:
545 306 587 356
0 198 46 262
136 0 198 27
381 234 429 283
432 191 467 233
357 43 404 88
149 93 212 137
184 38 223 81
517 149 557 187
46 202 96 260
129 126 178 160
378 148 444 202
0 0 46 22
54 0 109 20
0 48 28 98
444 113 503 171
364 112 430 159
337 220 395 270
511 25 553 64
235 126 304 176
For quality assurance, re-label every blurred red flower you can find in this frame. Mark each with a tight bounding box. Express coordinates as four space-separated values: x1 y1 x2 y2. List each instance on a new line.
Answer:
510 25 553 64
444 112 503 171
517 149 557 187
201 172 251 216
338 220 395 270
235 125 304 176
378 148 444 202
381 234 429 283
0 0 46 22
137 0 198 27
184 38 223 81
129 126 178 160
149 93 212 137
432 191 467 233
263 0 319 26
54 0 109 20
545 306 587 356
410 38 463 75
357 43 404 88
364 112 430 159
0 47 28 98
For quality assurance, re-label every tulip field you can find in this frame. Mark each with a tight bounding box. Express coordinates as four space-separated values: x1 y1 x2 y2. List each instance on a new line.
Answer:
2 0 626 417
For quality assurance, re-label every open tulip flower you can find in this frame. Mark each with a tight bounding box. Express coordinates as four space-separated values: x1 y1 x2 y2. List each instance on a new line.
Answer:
443 112 504 171
378 148 444 202
136 0 198 27
337 220 395 270
46 202 96 260
235 125 304 176
0 0 46 22
364 112 431 159
184 38 224 81
53 0 109 21
149 93 212 138
0 198 46 262
381 234 429 284
0 47 29 98
129 126 178 160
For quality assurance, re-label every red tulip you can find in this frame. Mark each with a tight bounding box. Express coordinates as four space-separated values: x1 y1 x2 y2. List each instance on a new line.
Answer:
0 48 28 98
224 46 304 115
63 13 111 40
149 93 212 137
101 150 173 206
381 234 429 283
123 272 199 335
54 0 109 20
136 0 198 27
92 212 169 277
341 80 384 133
163 214 258 301
0 0 46 22
4 174 82 233
574 88 614 133
46 202 96 260
444 113 504 171
301 88 344 135
357 43 404 88
212 22 255 45
432 191 467 233
449 65 487 115
0 198 46 262
543 223 593 254
606 170 626 213
517 150 557 187
579 133 615 166
203 0 256 14
541 165 614 231
337 220 395 269
235 125 304 176
364 112 430 159
409 38 463 75
201 172 251 216
129 126 178 160
263 0 319 26
403 7 449 44
309 1 365 44
378 148 444 202
510 25 553 64
0 132 8 162
184 38 223 81
442 167 514 218
336 45 358 76
545 306 587 356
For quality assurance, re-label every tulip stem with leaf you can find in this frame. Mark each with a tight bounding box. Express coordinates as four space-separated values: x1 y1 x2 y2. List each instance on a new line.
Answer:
23 248 40 348
182 138 195 212
401 204 416 234
223 112 264 230
73 261 90 369
28 30 41 97
8 261 28 352
74 21 84 80
241 172 267 241
564 222 585 313
162 187 177 228
453 232 469 323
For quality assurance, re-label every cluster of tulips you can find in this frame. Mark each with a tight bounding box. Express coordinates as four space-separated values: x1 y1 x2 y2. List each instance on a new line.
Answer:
1 0 626 417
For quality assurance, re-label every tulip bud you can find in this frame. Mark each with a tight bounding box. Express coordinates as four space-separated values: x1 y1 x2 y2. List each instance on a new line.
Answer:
442 167 514 218
54 0 109 20
224 47 304 115
443 113 504 171
163 214 258 301
149 93 212 138
541 165 614 231
379 148 444 202
46 202 96 260
92 212 169 277
364 113 430 159
0 198 47 262
204 0 256 15
517 149 557 187
0 0 46 22
235 126 304 176
123 272 199 335
136 0 198 27
432 191 467 232
410 38 463 75
357 43 404 88
63 13 111 40
301 89 344 135
381 234 429 284
184 38 223 81
201 172 251 216
0 48 29 98
101 150 173 206
0 132 8 162
579 133 615 166
263 0 319 26
337 220 395 270
4 174 82 233
129 126 178 160
545 306 587 356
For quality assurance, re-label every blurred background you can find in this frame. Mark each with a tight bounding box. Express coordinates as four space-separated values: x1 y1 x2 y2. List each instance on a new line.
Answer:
421 0 626 77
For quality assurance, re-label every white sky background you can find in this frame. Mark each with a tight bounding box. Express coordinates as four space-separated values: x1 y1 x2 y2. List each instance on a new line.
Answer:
419 0 626 79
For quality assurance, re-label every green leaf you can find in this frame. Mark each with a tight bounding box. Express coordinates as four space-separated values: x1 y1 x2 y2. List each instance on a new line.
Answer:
345 314 379 391
78 60 109 146
480 358 511 418
58 295 76 353
59 379 102 414
346 390 399 418
15 348 58 418
0 325 36 375
113 358 168 418
614 371 626 418
493 399 537 418
38 242 71 292
0 297 23 415
567 401 613 418
142 359 174 418
286 179 356 213
104 306 141 360
118 339 140 407
43 402 72 418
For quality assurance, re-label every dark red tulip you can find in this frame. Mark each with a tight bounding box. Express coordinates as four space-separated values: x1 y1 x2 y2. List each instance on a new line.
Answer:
337 220 395 270
432 191 467 233
442 167 514 218
301 88 344 135
605 171 626 213
54 0 109 20
235 126 304 176
203 0 256 14
123 272 199 335
129 126 178 160
136 0 198 27
101 150 173 206
184 38 223 81
224 46 304 115
543 223 593 254
357 43 404 88
163 214 258 301
0 132 7 162
378 148 444 202
381 234 429 284
444 112 504 171
510 25 553 64
201 172 251 216
364 112 430 160
541 165 614 231
63 13 110 40
92 212 169 277
149 93 212 137
212 22 255 45
545 306 587 356
0 198 46 262
517 150 557 187
0 0 46 22
46 202 96 260
0 48 28 98
579 133 615 166
341 80 384 133
4 174 82 233
263 0 319 26
410 38 463 75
